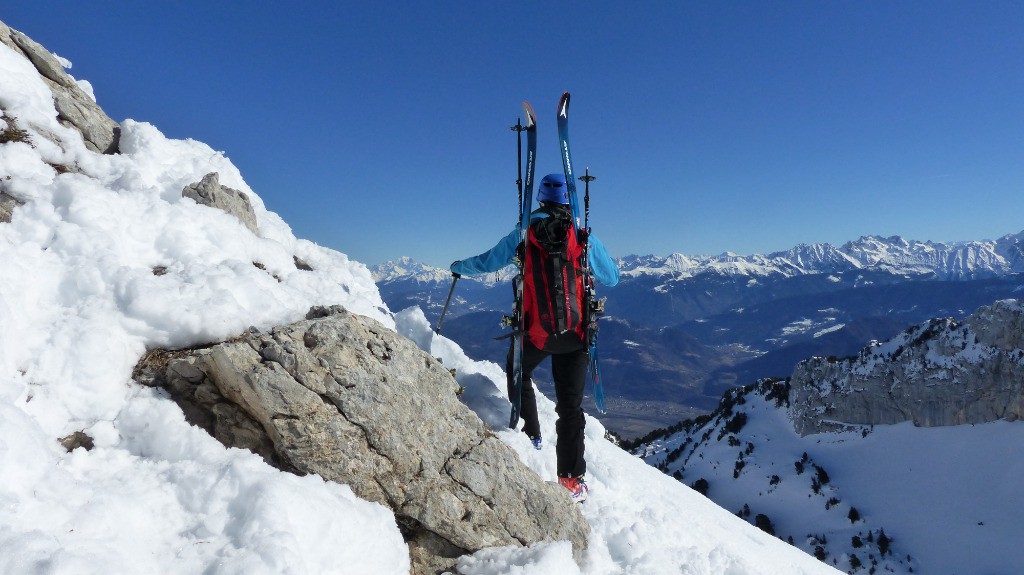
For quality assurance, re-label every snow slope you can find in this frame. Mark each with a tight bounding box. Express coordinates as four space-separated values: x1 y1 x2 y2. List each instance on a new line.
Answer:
640 379 1024 575
0 36 837 574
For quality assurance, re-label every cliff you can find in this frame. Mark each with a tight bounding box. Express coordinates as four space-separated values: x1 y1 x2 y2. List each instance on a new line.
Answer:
791 299 1024 434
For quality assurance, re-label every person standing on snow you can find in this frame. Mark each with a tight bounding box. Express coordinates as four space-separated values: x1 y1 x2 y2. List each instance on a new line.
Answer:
450 173 619 502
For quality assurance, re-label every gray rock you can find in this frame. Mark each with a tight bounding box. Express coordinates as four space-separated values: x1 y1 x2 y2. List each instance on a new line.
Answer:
0 191 23 224
59 431 95 452
136 306 588 574
791 299 1024 434
0 19 120 154
182 172 259 234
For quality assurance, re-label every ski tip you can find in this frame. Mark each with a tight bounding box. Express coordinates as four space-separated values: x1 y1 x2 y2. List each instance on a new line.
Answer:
558 92 570 118
522 101 536 129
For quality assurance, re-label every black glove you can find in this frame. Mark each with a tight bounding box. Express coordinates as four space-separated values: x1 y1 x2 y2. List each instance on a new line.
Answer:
577 228 590 245
450 261 462 279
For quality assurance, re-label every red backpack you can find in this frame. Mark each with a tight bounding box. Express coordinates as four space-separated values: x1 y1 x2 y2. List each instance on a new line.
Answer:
522 207 587 353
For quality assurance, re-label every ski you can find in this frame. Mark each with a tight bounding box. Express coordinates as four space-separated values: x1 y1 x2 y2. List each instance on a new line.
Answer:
521 101 536 226
590 335 606 413
556 92 581 223
510 101 537 429
558 93 607 414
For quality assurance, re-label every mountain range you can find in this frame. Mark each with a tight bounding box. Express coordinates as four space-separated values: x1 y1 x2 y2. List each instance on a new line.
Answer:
618 231 1024 280
373 233 1024 437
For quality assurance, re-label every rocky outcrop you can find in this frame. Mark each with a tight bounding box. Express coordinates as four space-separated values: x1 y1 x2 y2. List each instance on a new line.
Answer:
791 299 1024 434
0 19 120 154
0 191 23 223
182 172 259 234
134 306 588 574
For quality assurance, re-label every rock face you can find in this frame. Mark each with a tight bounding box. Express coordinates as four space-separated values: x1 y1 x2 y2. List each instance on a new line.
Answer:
135 306 588 574
791 299 1024 435
0 191 23 223
0 19 120 154
182 172 259 234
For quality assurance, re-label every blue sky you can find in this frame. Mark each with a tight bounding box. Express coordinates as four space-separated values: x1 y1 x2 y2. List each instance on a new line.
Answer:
5 2 1023 267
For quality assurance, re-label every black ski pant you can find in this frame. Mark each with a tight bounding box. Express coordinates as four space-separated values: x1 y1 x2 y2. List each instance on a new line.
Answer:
506 340 589 479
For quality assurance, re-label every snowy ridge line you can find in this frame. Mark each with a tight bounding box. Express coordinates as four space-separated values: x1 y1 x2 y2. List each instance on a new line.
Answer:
618 231 1024 281
376 230 1024 285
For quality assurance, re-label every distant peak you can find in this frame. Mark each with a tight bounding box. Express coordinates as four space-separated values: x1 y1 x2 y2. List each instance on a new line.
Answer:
370 257 450 283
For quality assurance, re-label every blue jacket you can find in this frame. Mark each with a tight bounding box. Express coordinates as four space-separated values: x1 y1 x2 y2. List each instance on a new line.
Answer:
451 210 620 287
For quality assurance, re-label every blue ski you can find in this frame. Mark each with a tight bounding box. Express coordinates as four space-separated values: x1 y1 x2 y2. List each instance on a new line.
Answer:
510 101 537 429
556 92 581 224
557 91 607 414
590 335 605 413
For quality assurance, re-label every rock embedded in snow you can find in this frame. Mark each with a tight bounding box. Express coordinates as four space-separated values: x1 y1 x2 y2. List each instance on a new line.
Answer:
135 305 588 575
181 171 259 234
0 190 22 223
0 19 120 154
791 299 1024 434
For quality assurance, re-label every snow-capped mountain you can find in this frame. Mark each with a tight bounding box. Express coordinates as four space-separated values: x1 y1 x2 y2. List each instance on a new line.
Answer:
633 299 1024 575
370 255 453 283
773 242 861 275
615 232 1024 282
372 257 517 286
374 230 1024 302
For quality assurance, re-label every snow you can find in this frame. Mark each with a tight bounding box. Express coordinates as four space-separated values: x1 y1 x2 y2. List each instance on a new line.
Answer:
644 387 1024 575
1 41 837 574
778 312 844 339
371 257 514 287
48 50 96 101
780 319 817 336
813 324 845 338
397 309 836 575
812 420 1024 575
610 229 1024 283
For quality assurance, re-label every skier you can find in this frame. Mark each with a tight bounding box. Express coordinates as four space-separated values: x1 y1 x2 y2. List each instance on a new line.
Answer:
451 173 619 502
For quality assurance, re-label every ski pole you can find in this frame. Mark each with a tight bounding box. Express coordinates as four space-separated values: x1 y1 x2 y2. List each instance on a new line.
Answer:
511 117 524 221
579 168 596 286
580 168 597 341
580 167 594 233
435 274 460 334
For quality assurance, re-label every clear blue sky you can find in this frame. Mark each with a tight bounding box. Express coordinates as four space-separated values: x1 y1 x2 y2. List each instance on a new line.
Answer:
5 2 1023 267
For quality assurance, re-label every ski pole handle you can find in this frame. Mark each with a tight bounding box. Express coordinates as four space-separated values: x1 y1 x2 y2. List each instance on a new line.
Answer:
435 274 460 334
580 167 595 233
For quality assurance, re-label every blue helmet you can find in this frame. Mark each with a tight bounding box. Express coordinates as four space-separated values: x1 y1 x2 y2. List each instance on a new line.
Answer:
537 173 569 204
